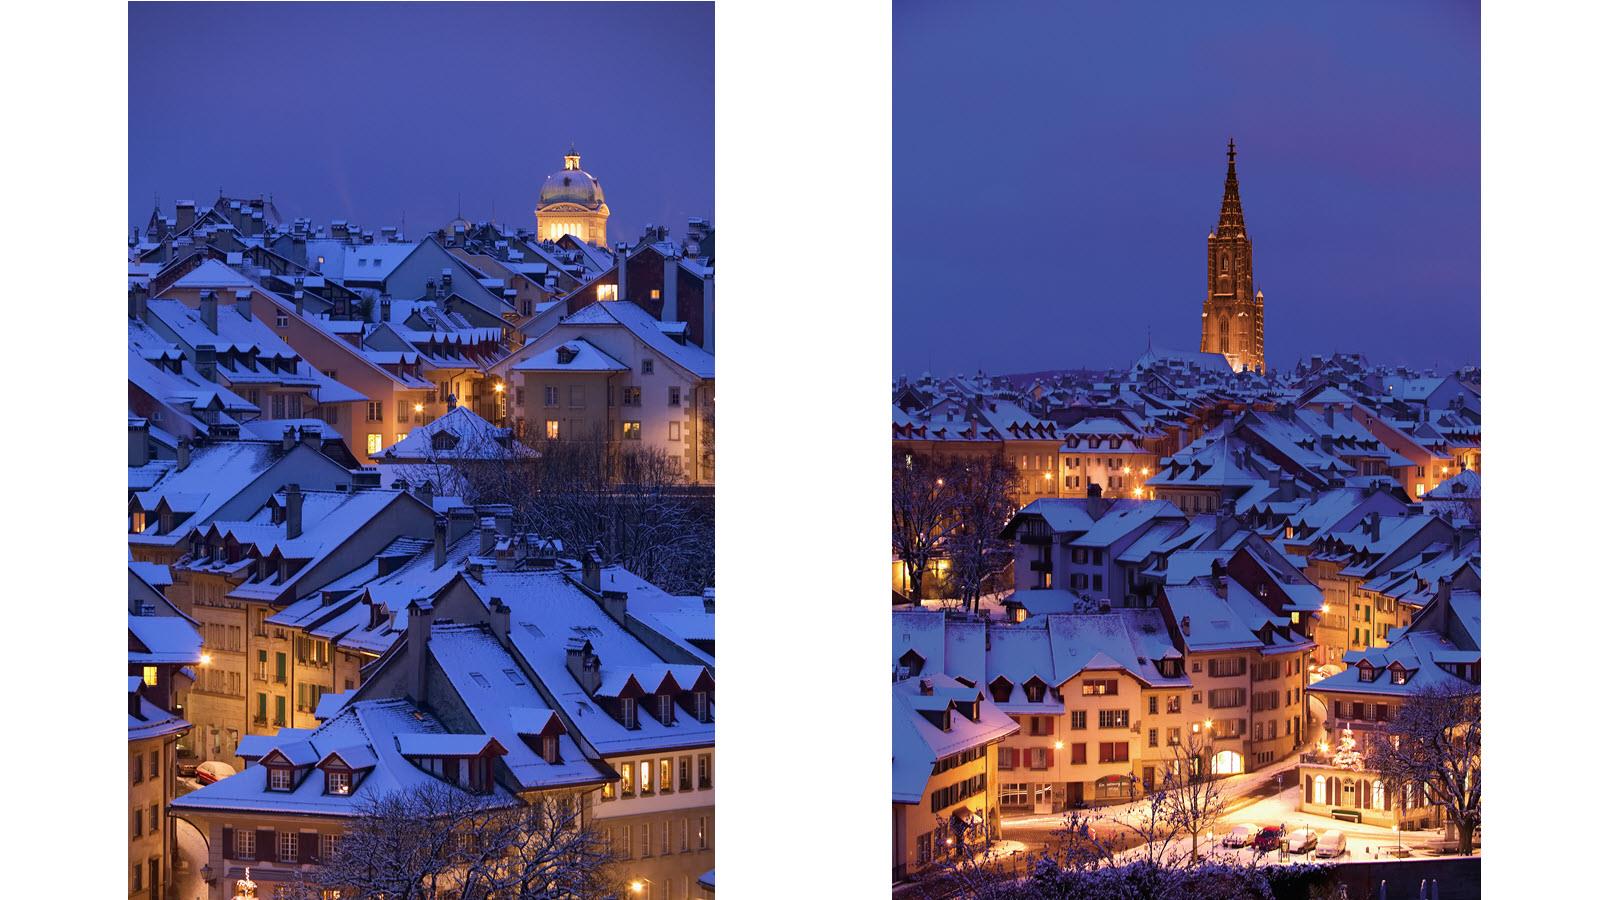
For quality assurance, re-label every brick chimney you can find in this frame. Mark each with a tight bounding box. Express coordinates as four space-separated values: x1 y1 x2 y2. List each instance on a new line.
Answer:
128 282 149 321
614 242 629 301
446 506 476 547
701 268 714 352
662 249 679 323
488 597 510 648
1085 482 1106 519
129 419 151 467
565 638 601 696
582 544 603 592
281 425 296 453
601 589 628 624
406 599 435 703
176 438 191 471
199 290 218 333
417 480 434 509
285 484 304 540
235 289 252 321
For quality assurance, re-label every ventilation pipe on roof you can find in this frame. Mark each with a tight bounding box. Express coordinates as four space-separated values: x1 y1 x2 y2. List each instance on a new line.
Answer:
285 483 304 540
662 249 679 323
199 290 218 333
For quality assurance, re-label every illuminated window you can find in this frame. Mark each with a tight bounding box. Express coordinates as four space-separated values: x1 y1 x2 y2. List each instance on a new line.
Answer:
367 434 382 455
394 432 407 443
327 770 350 795
640 760 653 796
142 666 158 687
660 759 673 794
546 420 560 440
651 289 661 300
597 284 618 302
623 421 642 441
619 762 634 796
131 511 147 534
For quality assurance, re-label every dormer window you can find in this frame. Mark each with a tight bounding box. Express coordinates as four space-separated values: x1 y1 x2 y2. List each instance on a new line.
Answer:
326 770 350 795
989 678 1012 703
268 767 293 791
1358 663 1378 683
693 691 711 723
656 694 676 726
619 697 638 729
1390 667 1409 685
1023 680 1046 703
541 735 561 764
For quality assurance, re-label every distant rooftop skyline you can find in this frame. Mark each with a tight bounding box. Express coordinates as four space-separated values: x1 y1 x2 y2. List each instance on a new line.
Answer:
893 0 1480 374
129 2 713 246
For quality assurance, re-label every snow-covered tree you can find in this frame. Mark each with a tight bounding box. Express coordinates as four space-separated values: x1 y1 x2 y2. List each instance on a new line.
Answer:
1367 683 1482 855
1330 725 1363 770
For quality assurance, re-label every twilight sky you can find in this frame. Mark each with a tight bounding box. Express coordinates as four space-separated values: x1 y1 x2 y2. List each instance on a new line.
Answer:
893 0 1480 375
129 2 713 246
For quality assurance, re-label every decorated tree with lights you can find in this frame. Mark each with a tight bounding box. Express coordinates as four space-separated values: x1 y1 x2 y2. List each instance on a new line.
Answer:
1331 726 1363 770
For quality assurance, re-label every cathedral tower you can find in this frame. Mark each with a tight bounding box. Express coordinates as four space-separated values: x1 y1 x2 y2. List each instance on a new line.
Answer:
1200 139 1265 373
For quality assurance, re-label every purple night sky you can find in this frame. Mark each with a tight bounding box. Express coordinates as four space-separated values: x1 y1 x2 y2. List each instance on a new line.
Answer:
129 2 713 246
893 0 1480 375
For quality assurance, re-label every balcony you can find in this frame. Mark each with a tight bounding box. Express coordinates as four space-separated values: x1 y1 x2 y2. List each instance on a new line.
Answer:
1020 532 1052 546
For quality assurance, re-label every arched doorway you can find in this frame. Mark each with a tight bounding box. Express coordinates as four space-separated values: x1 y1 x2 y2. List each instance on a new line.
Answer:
1211 750 1244 775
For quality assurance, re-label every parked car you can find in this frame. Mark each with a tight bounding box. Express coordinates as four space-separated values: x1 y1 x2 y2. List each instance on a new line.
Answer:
1253 826 1284 852
1223 824 1260 848
1286 827 1319 853
195 760 236 785
1315 830 1347 858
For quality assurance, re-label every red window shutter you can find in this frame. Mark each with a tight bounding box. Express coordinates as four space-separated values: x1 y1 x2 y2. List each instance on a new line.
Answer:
1044 717 1055 735
258 829 276 862
299 832 315 864
1383 784 1392 811
1304 776 1313 804
221 826 234 860
1044 747 1054 767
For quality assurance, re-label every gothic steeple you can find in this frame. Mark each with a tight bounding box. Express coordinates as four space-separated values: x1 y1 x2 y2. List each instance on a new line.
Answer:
1216 137 1247 238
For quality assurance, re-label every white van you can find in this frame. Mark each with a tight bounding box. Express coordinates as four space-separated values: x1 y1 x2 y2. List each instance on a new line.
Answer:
1314 829 1347 858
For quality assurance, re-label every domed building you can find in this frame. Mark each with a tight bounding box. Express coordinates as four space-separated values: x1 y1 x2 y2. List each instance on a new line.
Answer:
535 147 609 246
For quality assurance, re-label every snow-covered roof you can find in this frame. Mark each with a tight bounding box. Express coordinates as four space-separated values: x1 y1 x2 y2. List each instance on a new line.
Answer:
172 698 517 817
892 673 1018 804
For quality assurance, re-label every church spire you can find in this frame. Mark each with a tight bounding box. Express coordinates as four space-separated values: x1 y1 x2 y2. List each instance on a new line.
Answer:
1216 137 1247 238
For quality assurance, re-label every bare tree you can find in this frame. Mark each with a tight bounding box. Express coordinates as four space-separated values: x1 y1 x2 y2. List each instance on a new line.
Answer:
320 783 619 899
416 422 714 594
1366 682 1481 855
943 453 1021 613
891 451 957 601
1159 727 1231 861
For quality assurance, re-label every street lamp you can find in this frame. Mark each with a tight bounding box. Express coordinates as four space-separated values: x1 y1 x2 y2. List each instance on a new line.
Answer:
413 402 424 414
1393 823 1402 856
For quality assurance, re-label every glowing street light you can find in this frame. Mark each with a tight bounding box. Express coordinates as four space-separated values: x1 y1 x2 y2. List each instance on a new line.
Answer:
492 382 505 393
630 880 645 894
413 402 424 414
200 653 212 666
1054 740 1064 751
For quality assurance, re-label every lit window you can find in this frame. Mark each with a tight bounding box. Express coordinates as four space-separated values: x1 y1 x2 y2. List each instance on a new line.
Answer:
597 284 618 302
394 432 407 443
623 421 642 441
546 420 559 440
142 666 158 687
367 434 383 455
651 289 661 300
327 770 350 795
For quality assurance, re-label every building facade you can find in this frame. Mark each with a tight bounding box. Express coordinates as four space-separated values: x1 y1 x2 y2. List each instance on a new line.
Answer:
536 149 610 247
